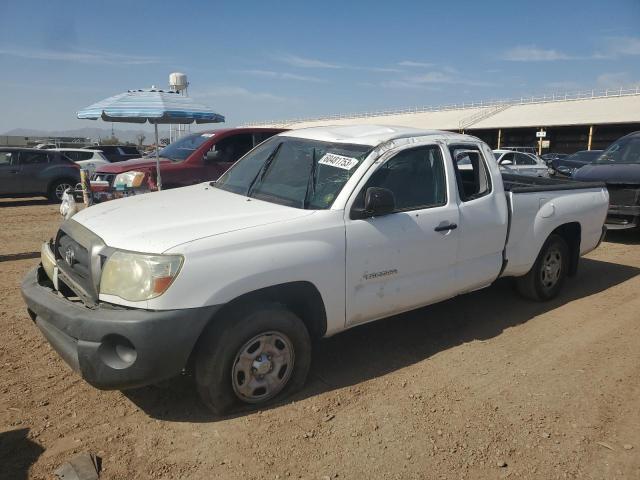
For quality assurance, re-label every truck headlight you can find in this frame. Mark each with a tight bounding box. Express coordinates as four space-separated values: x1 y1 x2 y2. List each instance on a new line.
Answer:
100 251 183 301
114 171 145 190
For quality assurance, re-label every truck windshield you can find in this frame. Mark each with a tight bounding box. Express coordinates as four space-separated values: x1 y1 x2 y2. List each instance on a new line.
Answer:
214 136 372 209
597 136 640 164
159 133 211 161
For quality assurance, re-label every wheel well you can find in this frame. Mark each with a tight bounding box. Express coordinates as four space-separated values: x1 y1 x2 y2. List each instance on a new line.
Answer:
551 222 581 276
186 282 327 372
219 282 327 339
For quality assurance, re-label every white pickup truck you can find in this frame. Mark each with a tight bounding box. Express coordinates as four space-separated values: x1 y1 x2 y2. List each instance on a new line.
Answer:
22 125 608 414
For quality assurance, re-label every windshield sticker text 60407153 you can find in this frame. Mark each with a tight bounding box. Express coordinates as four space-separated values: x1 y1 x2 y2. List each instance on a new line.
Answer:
318 153 359 170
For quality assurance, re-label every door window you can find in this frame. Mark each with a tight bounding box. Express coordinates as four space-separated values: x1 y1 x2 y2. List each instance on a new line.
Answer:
450 146 491 201
498 152 514 165
19 152 50 165
75 151 94 161
0 151 15 166
514 152 537 165
357 146 447 212
253 131 279 145
211 134 254 163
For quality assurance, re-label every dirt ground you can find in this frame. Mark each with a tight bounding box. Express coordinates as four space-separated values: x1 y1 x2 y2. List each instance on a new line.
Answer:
0 197 639 480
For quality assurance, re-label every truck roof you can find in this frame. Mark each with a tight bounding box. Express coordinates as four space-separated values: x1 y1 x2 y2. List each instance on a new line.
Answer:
279 124 477 146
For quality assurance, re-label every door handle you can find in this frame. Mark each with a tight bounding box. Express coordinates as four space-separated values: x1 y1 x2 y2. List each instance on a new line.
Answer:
434 223 458 232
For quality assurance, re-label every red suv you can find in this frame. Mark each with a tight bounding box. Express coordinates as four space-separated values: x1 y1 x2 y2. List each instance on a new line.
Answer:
90 127 284 202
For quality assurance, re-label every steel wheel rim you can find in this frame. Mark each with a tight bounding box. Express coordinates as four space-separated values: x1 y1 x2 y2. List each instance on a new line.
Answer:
540 246 562 291
55 183 72 200
231 331 295 404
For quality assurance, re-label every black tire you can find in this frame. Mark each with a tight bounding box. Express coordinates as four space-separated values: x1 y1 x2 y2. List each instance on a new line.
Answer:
516 234 569 301
48 178 76 203
195 303 311 415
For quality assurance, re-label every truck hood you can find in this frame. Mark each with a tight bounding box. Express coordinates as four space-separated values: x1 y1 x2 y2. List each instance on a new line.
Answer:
71 184 314 253
95 156 174 174
574 163 640 184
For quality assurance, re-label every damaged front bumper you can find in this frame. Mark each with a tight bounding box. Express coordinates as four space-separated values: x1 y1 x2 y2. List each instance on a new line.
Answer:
21 265 219 390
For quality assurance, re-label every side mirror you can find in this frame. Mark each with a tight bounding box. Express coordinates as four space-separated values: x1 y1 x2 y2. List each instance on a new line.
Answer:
352 187 395 219
205 150 219 163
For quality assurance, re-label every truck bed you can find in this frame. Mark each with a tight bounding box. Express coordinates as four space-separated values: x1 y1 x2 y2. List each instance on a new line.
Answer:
501 173 609 279
501 173 605 193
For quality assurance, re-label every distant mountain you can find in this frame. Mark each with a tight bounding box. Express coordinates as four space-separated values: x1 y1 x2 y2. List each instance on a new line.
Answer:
2 127 171 144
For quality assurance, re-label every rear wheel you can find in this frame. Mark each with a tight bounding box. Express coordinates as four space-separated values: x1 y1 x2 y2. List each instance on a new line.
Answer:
48 178 75 202
195 303 311 415
516 234 569 301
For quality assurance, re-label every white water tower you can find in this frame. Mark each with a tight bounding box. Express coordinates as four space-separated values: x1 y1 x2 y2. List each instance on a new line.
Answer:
169 72 189 94
169 72 190 142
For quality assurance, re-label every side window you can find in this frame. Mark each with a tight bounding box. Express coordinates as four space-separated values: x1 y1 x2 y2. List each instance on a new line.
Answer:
450 145 491 201
0 152 16 166
63 151 78 161
77 151 94 161
120 146 140 155
499 152 514 165
253 131 278 145
212 134 254 163
358 146 447 212
515 153 536 165
19 152 50 165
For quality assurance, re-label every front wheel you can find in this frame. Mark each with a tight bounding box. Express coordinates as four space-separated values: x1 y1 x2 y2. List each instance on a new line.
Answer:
195 303 311 415
516 234 569 301
48 178 75 202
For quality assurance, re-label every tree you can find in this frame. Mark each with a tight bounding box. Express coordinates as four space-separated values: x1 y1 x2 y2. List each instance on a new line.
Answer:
136 133 146 146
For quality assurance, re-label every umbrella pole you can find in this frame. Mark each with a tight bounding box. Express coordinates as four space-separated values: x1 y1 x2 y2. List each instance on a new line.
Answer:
154 123 162 191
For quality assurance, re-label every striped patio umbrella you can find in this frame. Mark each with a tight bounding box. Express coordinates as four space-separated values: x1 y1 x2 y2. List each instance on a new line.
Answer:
77 87 224 190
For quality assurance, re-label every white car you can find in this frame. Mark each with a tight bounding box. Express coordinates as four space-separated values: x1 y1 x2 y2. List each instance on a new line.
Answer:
493 149 550 177
55 148 110 174
23 126 608 414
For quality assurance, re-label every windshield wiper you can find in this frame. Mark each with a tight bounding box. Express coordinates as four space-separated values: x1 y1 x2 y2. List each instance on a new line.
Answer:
303 148 318 209
247 142 282 197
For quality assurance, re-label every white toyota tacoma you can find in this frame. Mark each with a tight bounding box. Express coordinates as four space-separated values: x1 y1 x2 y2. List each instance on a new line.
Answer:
22 125 609 414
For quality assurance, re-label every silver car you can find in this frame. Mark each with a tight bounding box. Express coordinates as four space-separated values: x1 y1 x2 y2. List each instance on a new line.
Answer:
493 149 550 177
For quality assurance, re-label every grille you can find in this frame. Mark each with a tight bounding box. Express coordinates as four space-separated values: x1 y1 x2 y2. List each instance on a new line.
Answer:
54 229 100 304
57 233 91 281
607 185 640 207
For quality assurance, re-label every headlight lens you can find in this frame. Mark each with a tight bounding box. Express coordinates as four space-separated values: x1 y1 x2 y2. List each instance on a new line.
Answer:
114 171 145 190
100 251 183 301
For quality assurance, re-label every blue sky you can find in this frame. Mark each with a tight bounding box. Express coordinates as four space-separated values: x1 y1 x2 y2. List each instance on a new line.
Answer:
1 0 639 133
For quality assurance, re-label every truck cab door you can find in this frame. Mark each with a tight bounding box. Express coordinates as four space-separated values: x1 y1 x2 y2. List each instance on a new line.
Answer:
449 145 508 293
345 144 460 326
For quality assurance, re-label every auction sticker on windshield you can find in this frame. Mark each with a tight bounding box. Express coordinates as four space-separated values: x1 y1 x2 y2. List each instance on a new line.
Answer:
318 153 359 170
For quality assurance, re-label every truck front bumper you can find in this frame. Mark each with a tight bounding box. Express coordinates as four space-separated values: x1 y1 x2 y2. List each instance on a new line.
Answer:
21 265 220 390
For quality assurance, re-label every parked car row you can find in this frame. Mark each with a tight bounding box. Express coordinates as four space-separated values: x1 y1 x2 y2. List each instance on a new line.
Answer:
2 128 639 232
0 148 81 201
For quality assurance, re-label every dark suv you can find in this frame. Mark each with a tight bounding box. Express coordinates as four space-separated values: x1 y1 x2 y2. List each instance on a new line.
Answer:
85 145 141 163
0 148 80 202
